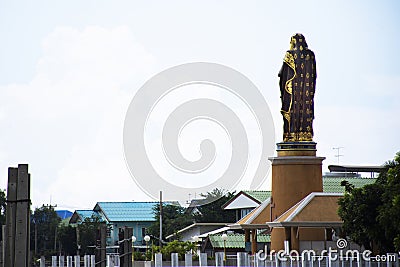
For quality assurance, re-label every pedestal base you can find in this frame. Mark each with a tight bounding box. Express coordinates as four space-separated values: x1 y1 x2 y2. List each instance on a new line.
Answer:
277 142 317 156
268 142 325 251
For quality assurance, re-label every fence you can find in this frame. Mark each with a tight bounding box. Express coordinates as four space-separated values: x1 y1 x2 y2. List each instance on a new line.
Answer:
42 252 399 267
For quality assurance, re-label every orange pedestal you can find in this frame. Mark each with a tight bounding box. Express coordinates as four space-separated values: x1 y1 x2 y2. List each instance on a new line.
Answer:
268 142 325 251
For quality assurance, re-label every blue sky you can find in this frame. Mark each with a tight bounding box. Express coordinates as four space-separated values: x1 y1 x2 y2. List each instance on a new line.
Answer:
0 0 399 209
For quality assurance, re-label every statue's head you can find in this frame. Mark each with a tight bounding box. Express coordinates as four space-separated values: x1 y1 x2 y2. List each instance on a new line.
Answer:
290 33 308 51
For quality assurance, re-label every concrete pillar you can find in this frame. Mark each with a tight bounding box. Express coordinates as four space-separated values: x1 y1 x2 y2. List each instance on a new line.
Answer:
83 255 89 267
199 253 207 266
74 255 81 267
39 256 45 267
184 253 192 267
52 256 57 267
90 255 95 267
215 252 224 266
269 149 325 251
59 255 65 267
237 252 249 267
155 253 162 267
171 253 178 267
67 256 73 267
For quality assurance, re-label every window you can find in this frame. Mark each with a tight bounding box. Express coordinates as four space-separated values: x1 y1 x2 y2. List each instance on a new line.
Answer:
141 227 147 238
240 208 253 219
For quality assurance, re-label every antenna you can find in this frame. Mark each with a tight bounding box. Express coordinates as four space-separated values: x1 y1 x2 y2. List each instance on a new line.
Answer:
332 147 344 164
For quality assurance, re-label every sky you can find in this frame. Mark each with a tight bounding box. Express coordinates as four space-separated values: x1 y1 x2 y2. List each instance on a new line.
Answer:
0 0 399 210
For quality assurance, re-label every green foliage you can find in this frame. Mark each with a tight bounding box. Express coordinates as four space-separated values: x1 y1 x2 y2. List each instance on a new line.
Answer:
133 250 146 261
146 241 196 260
377 152 400 251
338 184 385 250
193 188 236 223
338 152 400 253
148 203 193 241
77 214 102 254
161 240 196 260
31 205 61 257
58 224 77 255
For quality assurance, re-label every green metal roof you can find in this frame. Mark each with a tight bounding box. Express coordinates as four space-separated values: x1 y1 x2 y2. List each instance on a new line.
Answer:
93 202 175 222
242 191 271 203
235 178 376 203
323 177 376 193
209 234 270 248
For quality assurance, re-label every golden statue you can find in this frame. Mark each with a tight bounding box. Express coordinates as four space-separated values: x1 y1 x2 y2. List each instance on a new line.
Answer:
279 33 317 142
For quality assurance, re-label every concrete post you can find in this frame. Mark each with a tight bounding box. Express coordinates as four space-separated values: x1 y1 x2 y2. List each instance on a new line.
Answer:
14 165 30 267
199 253 207 267
215 252 224 266
255 252 265 267
83 255 90 267
59 255 65 267
74 255 81 267
155 253 162 267
90 255 95 267
184 253 192 267
171 253 179 267
4 168 17 267
52 256 57 267
237 252 248 267
66 256 73 267
39 256 45 267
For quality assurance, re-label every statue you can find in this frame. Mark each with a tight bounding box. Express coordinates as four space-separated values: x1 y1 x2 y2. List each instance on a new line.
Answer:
279 33 316 142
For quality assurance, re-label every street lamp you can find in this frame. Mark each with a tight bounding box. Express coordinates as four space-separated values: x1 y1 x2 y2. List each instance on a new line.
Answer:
144 235 150 261
192 236 201 255
132 236 136 264
221 233 228 262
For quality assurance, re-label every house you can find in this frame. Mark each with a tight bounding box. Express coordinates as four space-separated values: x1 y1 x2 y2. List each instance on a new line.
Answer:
70 202 172 247
220 173 377 254
69 209 101 223
222 175 376 221
222 191 271 221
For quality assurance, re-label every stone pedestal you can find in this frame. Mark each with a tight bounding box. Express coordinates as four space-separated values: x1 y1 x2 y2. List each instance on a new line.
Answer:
268 142 325 251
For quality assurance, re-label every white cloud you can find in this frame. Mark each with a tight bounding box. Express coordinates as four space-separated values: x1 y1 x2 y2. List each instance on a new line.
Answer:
0 25 155 208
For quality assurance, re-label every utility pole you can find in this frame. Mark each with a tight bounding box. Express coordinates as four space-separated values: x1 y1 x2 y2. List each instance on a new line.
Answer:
333 147 344 164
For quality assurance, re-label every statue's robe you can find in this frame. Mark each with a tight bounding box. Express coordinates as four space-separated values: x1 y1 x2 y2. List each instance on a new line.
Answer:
279 36 317 142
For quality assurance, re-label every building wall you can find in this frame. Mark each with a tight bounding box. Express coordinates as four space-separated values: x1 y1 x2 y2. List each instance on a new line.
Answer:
109 221 154 246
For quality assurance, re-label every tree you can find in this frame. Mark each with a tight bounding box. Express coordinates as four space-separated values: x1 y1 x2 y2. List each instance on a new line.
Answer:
376 153 400 251
77 214 102 255
338 152 400 253
148 203 193 241
193 188 236 223
338 183 385 250
160 240 196 260
58 224 77 255
31 205 61 257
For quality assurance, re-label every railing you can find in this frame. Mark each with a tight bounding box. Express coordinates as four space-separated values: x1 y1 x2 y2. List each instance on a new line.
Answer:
41 252 399 267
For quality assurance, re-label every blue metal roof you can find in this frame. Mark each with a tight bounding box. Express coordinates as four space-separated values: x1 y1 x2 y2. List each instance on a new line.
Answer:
77 210 101 220
56 210 73 220
94 202 159 222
